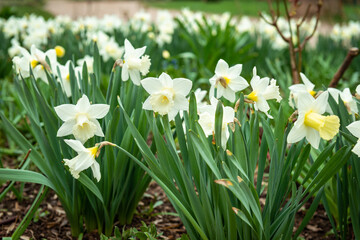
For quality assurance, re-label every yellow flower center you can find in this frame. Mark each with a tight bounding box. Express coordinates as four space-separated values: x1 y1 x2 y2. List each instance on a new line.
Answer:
55 46 65 58
161 95 169 103
66 74 70 82
31 60 39 68
309 90 316 97
304 111 340 140
247 91 258 102
88 146 99 158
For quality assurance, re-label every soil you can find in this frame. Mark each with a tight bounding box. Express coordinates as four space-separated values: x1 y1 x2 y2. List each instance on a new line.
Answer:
1 178 354 240
0 182 185 239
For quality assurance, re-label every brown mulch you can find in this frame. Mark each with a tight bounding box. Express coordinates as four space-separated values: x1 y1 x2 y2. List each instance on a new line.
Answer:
0 182 186 239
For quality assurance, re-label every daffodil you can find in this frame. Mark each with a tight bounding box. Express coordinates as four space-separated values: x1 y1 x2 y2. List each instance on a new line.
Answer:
198 97 234 149
63 139 101 181
57 60 81 97
327 87 358 114
122 39 151 85
289 73 316 108
55 45 65 58
287 91 340 149
209 59 249 102
13 45 58 84
55 95 110 143
346 121 360 157
246 67 281 118
141 72 192 120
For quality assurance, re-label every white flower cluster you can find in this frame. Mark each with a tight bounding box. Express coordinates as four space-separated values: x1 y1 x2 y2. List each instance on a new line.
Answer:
288 74 360 155
2 9 358 59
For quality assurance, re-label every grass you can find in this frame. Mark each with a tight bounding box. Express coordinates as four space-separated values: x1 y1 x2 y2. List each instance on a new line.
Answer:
146 0 360 22
145 0 271 16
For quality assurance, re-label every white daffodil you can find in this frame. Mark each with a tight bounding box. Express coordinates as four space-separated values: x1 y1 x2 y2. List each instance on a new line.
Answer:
63 139 101 181
246 67 282 118
346 121 360 157
55 95 110 143
57 60 81 97
287 91 340 149
141 72 192 120
122 39 151 85
289 73 316 108
356 84 360 97
209 59 248 102
327 88 358 114
198 97 234 149
13 45 58 84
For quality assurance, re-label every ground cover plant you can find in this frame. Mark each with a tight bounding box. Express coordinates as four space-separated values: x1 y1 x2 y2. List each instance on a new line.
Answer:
0 3 360 239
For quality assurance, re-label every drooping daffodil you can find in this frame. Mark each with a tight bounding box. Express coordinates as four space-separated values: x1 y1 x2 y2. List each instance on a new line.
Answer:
289 73 316 108
122 39 151 85
63 139 101 181
209 59 248 102
141 72 192 121
346 121 360 157
287 91 340 149
55 95 110 143
246 67 282 118
198 97 235 150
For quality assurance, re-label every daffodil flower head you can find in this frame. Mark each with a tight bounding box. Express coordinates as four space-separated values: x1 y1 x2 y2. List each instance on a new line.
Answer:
55 95 110 143
287 91 340 149
141 72 192 121
57 60 81 97
13 45 58 84
346 121 360 157
326 88 358 115
198 97 235 149
63 139 101 181
289 73 316 108
209 59 249 102
55 45 65 58
122 39 151 85
247 67 282 118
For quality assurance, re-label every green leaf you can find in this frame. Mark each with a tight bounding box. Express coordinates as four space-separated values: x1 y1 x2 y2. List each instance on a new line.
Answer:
0 169 55 189
78 173 104 204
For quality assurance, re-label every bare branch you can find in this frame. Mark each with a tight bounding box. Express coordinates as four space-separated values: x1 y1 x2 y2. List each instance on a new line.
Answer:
297 3 311 28
299 0 322 51
329 48 359 88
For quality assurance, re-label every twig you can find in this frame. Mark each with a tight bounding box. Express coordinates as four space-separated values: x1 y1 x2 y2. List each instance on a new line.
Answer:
298 0 322 51
0 215 17 225
329 48 360 88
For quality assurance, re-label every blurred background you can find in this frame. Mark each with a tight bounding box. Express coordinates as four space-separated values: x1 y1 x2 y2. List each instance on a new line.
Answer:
0 0 359 22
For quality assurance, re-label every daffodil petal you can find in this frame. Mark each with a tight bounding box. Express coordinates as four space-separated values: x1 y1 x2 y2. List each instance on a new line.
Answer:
215 59 228 76
57 120 76 137
121 64 129 81
141 77 163 94
306 128 320 149
91 119 105 137
347 121 360 139
91 161 101 182
64 139 87 153
287 124 307 143
142 97 152 110
129 69 140 85
312 91 328 114
54 104 76 121
76 95 91 112
173 78 192 96
227 64 242 78
159 72 173 87
88 104 110 119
